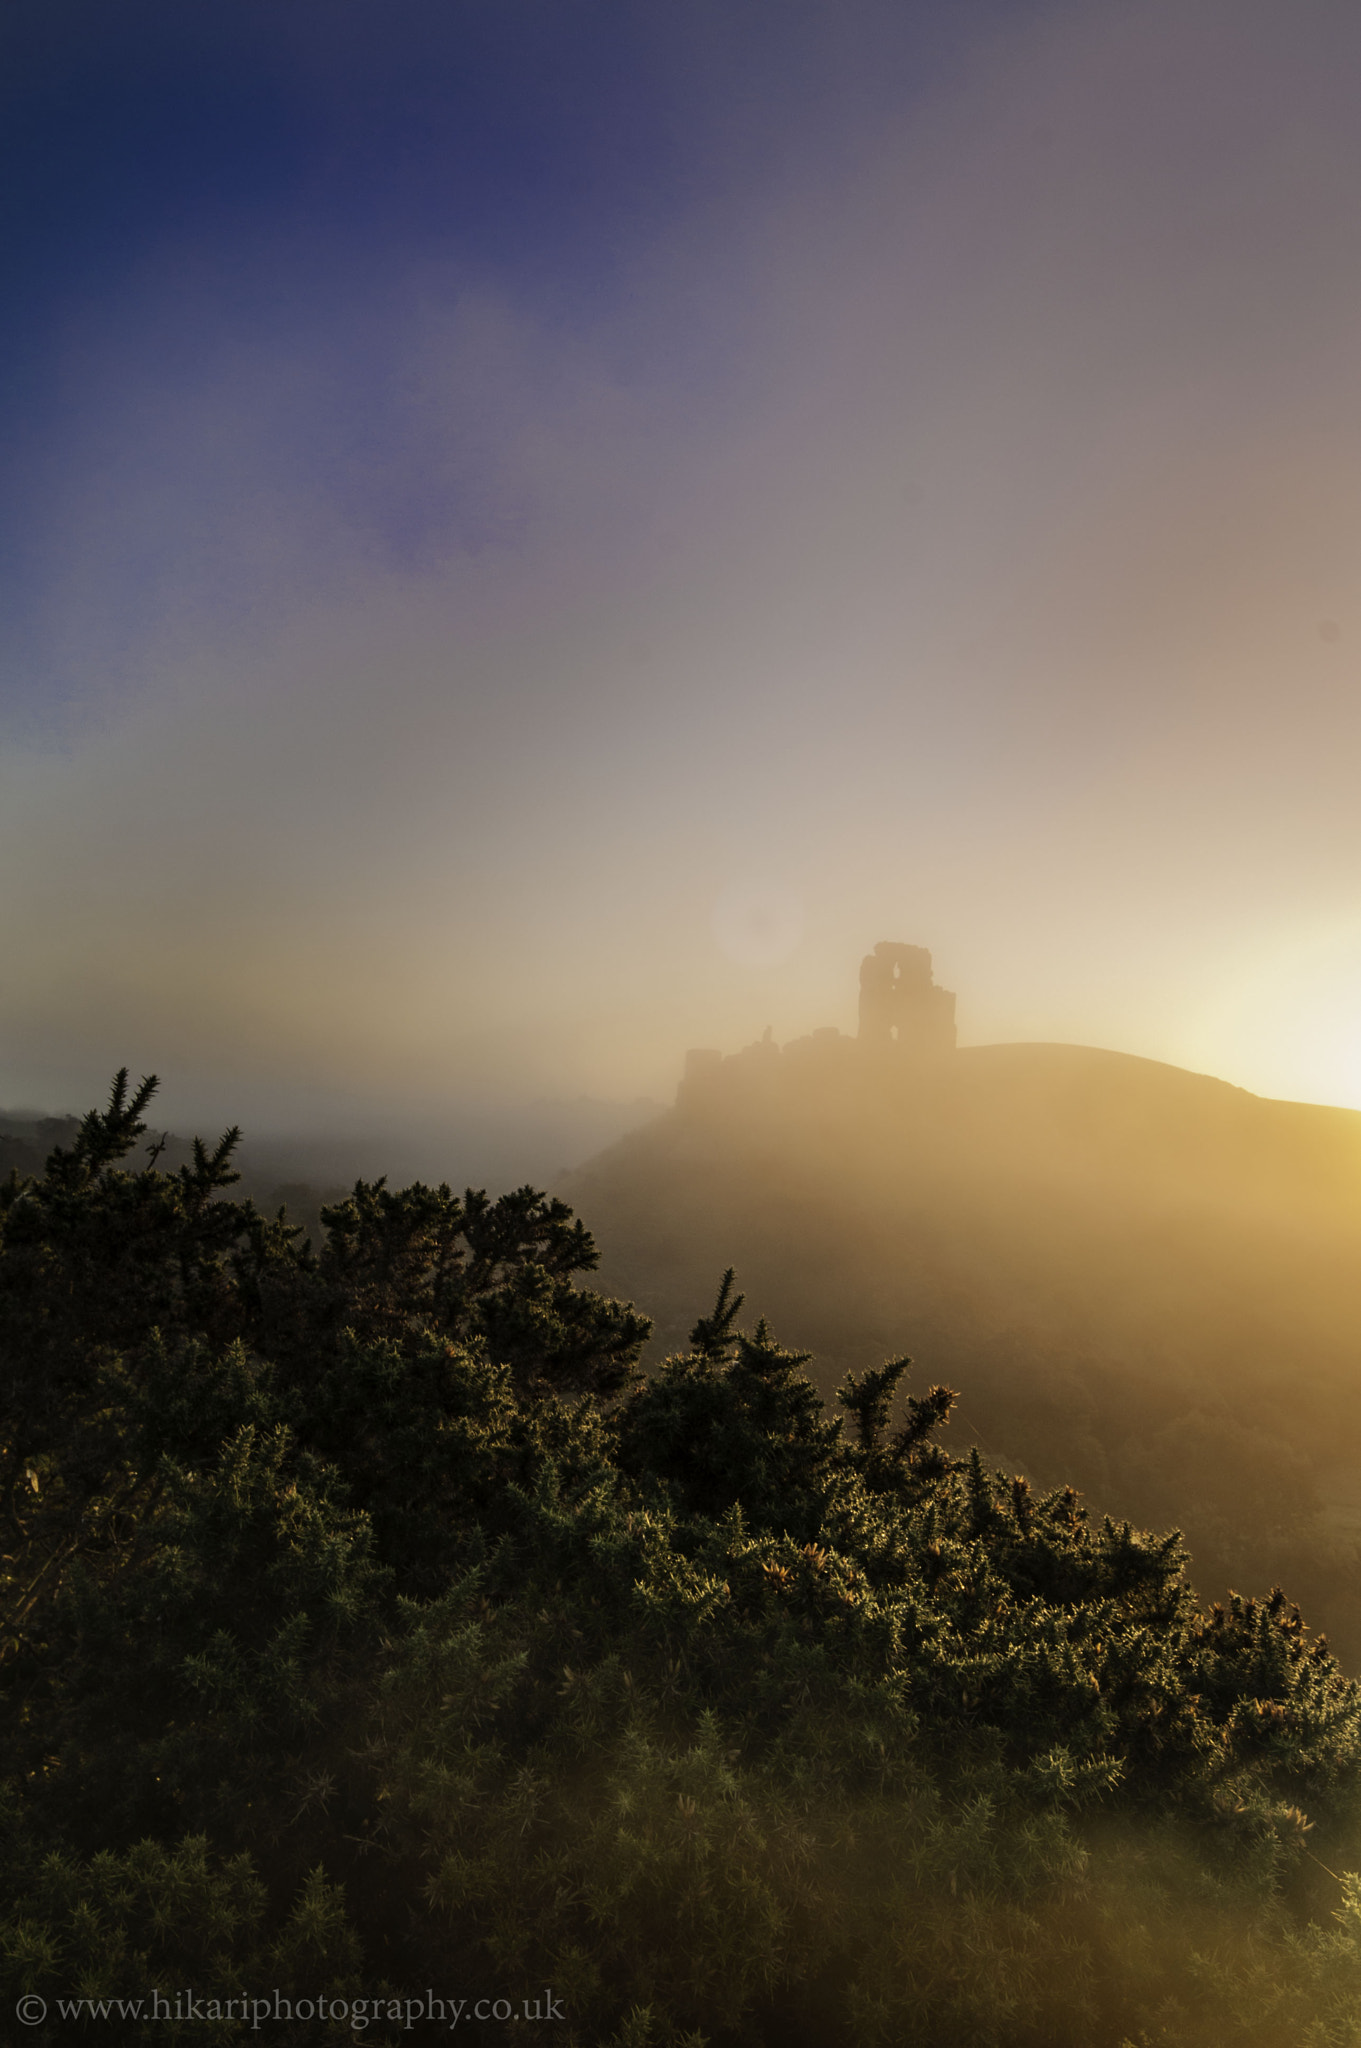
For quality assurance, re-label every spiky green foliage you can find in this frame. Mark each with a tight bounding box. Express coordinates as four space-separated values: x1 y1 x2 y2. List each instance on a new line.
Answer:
3 1081 1361 2044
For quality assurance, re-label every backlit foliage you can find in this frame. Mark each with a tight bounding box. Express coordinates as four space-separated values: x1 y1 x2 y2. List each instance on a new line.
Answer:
3 1076 1361 2043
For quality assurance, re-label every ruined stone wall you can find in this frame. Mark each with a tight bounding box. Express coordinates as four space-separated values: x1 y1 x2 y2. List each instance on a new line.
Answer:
857 942 957 1053
677 942 956 1117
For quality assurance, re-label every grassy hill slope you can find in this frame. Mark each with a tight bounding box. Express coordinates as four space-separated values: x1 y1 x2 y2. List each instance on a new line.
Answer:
562 1036 1361 1660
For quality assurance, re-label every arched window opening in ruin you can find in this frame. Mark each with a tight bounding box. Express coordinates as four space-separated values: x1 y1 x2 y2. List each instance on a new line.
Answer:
857 942 956 1054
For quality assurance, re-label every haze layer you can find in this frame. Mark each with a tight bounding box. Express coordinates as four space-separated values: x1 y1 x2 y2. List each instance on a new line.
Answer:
6 1 1361 1126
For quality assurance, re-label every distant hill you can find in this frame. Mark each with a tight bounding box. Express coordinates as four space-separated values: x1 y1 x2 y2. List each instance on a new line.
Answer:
0 1112 80 1184
2 1095 661 1248
561 1032 1361 1662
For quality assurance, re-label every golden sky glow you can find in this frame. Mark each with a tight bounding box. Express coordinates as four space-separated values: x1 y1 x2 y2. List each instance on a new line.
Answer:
5 1 1361 1131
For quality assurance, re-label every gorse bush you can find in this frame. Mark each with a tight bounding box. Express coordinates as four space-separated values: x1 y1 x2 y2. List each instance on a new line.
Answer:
4 1073 1361 2043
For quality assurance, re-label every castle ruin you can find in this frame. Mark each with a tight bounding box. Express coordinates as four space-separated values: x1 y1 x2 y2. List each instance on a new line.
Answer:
857 942 957 1054
678 943 957 1114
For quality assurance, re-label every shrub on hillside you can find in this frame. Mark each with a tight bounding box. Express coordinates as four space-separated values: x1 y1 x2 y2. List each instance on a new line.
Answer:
3 1075 1361 2044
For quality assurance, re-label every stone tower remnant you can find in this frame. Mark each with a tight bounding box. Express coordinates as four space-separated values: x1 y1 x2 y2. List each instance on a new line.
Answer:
857 942 956 1054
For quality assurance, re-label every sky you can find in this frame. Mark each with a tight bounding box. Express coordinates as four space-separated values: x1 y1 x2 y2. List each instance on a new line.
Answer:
6 0 1361 1134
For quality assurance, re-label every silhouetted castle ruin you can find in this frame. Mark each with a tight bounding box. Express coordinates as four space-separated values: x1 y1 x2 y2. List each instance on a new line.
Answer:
857 942 957 1053
678 943 956 1115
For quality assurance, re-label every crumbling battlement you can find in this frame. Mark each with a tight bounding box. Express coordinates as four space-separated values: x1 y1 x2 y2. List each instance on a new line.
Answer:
857 942 957 1054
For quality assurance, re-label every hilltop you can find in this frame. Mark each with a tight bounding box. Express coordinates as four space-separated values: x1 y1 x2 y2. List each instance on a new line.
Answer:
563 961 1361 1661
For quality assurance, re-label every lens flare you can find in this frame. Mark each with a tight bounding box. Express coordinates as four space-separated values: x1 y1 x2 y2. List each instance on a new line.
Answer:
710 881 804 969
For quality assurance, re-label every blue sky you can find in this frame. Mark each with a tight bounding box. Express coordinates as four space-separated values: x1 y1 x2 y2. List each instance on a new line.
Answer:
1 0 991 677
7 0 1361 1128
